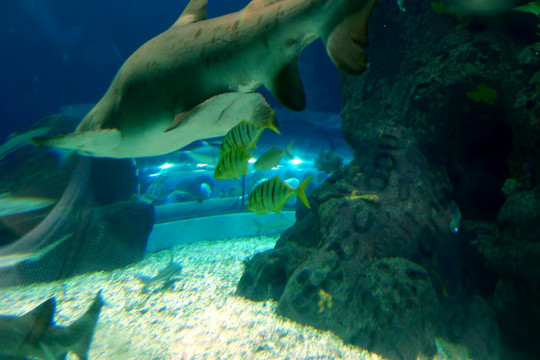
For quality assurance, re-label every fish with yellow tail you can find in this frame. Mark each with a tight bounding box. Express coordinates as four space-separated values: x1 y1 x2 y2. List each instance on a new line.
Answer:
254 141 294 171
248 175 313 214
345 190 379 203
220 115 280 156
214 147 253 180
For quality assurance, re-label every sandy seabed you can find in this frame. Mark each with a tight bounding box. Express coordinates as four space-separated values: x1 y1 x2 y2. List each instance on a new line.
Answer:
0 236 383 360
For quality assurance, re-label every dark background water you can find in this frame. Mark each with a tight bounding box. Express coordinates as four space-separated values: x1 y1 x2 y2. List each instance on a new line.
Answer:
0 0 340 140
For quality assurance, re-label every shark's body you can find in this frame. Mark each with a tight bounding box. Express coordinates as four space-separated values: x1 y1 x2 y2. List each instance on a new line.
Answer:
0 126 52 160
34 0 378 158
0 233 72 269
0 193 56 218
136 261 183 293
0 291 103 360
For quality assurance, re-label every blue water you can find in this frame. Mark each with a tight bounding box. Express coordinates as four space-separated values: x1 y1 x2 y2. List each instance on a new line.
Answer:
0 0 340 139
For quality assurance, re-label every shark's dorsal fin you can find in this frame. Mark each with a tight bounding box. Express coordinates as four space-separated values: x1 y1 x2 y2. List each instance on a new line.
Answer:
266 58 306 111
174 0 208 27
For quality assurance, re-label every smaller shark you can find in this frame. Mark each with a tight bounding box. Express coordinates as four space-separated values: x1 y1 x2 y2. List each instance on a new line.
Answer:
136 259 183 293
0 233 72 269
0 126 52 160
0 290 103 360
0 193 57 218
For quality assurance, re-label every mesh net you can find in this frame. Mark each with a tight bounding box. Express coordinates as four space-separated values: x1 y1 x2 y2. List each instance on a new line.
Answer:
0 157 152 288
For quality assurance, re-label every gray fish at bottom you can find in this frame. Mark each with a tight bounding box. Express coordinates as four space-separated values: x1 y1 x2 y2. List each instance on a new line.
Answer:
0 290 103 360
136 261 183 293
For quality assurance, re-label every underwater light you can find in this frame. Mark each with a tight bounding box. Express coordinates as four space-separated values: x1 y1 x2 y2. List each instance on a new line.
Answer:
291 158 302 165
248 158 256 164
148 173 160 177
159 163 173 170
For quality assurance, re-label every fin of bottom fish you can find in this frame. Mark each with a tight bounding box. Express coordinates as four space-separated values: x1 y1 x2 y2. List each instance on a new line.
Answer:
32 129 121 156
24 298 56 345
64 290 104 360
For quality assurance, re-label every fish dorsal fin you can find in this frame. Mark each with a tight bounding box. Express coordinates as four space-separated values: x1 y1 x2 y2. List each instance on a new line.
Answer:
174 0 208 27
23 298 56 345
245 0 283 12
265 58 306 111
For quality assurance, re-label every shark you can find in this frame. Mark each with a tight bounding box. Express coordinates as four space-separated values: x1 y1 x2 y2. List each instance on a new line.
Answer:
33 0 379 158
0 233 72 269
0 193 57 218
0 126 52 160
136 259 183 293
0 290 103 360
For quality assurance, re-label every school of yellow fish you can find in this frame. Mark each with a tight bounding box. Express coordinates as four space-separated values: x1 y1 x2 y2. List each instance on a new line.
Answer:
213 114 312 214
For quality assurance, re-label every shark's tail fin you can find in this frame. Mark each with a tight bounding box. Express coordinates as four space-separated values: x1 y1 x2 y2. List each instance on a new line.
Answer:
65 290 104 360
136 275 153 293
322 0 379 75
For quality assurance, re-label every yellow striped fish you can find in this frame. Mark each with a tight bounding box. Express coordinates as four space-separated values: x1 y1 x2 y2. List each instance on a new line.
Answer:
247 175 313 214
220 114 280 155
214 147 252 180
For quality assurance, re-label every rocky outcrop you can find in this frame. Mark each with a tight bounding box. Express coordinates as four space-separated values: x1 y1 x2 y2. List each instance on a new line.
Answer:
238 128 499 359
238 1 539 359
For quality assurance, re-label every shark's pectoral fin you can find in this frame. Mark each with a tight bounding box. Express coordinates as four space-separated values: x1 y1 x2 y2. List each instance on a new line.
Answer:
323 0 379 75
32 129 121 156
266 58 306 111
165 93 274 145
164 111 193 132
174 0 208 27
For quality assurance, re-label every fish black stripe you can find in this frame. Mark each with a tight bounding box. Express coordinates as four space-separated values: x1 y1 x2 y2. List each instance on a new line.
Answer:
227 151 234 169
281 181 288 197
236 124 244 146
270 177 276 206
232 127 241 146
257 183 264 206
246 124 254 144
263 182 270 205
244 124 252 147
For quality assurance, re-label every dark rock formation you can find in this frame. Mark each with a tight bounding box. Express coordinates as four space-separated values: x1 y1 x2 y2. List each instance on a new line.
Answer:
239 128 498 359
238 1 539 359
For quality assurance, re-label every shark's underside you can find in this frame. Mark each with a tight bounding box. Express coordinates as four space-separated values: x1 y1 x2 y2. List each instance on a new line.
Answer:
34 0 379 158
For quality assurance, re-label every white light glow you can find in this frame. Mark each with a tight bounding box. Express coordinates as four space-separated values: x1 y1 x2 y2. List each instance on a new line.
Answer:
248 158 256 164
159 163 173 170
291 158 302 165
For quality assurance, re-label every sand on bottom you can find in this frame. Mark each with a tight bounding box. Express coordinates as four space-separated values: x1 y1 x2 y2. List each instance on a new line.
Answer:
0 236 383 360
